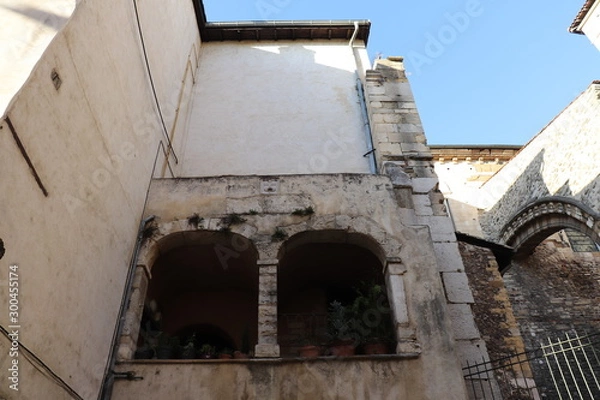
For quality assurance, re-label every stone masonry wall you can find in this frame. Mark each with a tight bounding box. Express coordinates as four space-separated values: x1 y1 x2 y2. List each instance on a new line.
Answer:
504 237 600 344
458 242 534 398
366 58 488 376
459 242 526 360
478 82 600 241
503 235 600 397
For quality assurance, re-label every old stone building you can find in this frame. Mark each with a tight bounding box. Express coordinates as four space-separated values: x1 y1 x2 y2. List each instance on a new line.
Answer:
0 1 598 399
0 1 483 399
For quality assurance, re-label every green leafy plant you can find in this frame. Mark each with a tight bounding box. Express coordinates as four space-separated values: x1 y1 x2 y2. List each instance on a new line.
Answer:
351 282 394 345
141 223 158 242
179 333 196 359
221 213 247 226
327 301 356 343
155 332 177 359
187 213 203 228
199 343 216 358
291 206 314 216
271 227 288 241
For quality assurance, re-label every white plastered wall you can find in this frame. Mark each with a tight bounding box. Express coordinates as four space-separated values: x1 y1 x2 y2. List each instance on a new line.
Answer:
0 0 199 398
181 41 373 177
0 0 76 115
582 1 600 52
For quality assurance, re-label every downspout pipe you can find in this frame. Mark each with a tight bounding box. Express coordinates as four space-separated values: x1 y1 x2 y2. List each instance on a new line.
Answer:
99 214 156 400
350 21 377 174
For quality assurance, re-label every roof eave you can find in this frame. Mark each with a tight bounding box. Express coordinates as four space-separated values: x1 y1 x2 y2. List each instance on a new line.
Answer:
192 0 371 44
570 0 597 34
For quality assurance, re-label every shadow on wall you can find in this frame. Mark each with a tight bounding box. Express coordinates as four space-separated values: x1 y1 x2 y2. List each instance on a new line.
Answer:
478 146 600 244
1 5 72 31
479 149 550 239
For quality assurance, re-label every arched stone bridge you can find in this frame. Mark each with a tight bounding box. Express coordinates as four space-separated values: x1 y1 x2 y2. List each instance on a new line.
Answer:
499 196 600 259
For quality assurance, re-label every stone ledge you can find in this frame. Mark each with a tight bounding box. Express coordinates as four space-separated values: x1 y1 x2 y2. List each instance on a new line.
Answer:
117 352 421 366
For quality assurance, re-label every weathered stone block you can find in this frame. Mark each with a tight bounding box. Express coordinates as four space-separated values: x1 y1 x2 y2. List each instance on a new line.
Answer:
387 261 407 275
442 272 475 304
413 194 433 216
411 178 438 194
259 265 277 274
259 305 277 318
386 274 409 325
432 242 465 272
259 274 277 287
447 304 480 340
254 344 280 358
396 340 421 355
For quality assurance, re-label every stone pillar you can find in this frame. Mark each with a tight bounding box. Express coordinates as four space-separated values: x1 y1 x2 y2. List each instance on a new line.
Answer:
117 264 150 360
385 259 421 355
364 56 432 175
254 259 280 358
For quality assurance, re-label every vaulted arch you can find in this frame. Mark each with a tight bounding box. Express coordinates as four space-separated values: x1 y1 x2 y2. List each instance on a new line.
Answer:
500 197 600 261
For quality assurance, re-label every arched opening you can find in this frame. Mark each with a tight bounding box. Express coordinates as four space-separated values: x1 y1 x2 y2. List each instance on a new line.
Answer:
136 231 258 359
500 197 599 262
277 230 395 357
497 199 600 397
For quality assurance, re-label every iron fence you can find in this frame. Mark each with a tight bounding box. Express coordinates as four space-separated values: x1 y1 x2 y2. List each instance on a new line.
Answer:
463 331 600 400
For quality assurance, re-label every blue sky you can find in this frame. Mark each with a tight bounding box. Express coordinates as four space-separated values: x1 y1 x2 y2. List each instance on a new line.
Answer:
203 0 599 145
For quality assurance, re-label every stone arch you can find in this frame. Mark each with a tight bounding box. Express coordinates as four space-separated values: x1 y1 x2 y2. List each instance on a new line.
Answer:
137 218 260 270
277 229 388 266
500 196 600 260
119 222 261 360
273 214 401 264
276 229 396 356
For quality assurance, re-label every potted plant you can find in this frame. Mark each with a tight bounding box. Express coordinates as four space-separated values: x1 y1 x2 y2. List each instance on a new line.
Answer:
198 343 216 359
326 300 357 356
233 326 251 359
297 333 323 358
155 333 178 359
134 322 157 359
351 282 394 355
218 347 233 359
179 334 196 359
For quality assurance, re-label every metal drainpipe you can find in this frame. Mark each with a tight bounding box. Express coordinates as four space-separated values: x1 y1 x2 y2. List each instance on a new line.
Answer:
99 214 156 400
349 21 377 174
355 74 377 174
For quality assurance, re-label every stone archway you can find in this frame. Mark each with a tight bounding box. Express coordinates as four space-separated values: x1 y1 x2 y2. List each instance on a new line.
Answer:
276 230 392 356
500 196 600 260
118 226 260 360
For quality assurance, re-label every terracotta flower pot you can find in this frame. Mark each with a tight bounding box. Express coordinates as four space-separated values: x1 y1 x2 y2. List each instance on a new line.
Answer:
219 353 233 359
233 351 250 359
329 343 355 357
298 345 321 358
363 342 389 355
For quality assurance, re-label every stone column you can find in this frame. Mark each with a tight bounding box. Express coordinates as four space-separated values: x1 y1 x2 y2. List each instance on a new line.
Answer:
117 264 150 360
254 259 280 358
385 258 421 355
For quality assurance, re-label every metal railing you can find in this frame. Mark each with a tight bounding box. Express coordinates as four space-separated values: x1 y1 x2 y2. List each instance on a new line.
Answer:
463 331 600 400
